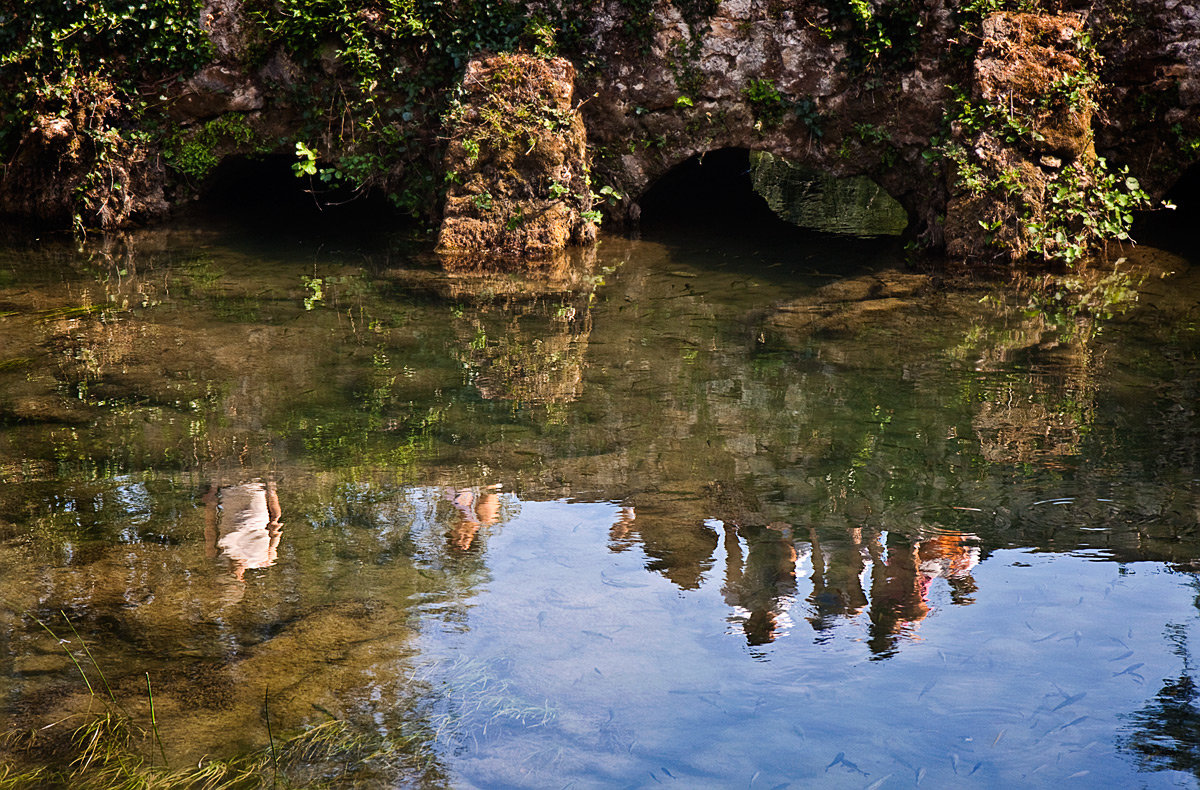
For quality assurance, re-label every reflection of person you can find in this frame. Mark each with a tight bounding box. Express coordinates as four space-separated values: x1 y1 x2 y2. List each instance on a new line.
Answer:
867 534 929 657
918 533 980 605
722 522 798 646
202 478 283 582
445 484 502 552
807 527 869 634
866 531 980 657
608 506 637 550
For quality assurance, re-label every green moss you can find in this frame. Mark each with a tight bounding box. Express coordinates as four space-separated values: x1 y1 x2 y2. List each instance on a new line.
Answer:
163 115 264 182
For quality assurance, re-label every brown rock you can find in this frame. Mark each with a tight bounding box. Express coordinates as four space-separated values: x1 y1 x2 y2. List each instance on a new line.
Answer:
437 54 598 260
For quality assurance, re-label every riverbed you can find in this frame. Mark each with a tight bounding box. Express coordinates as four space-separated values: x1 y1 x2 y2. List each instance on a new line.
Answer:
1 218 1199 788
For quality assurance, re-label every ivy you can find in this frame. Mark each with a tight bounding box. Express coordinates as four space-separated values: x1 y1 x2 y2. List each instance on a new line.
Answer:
1026 158 1155 265
0 0 212 158
164 115 264 182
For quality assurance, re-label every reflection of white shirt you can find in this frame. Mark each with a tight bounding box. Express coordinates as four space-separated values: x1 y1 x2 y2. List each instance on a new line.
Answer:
217 482 273 569
919 546 981 580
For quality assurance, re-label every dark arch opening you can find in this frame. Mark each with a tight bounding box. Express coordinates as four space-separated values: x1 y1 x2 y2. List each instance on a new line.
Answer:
187 154 407 235
637 148 786 235
1132 162 1200 256
636 147 909 244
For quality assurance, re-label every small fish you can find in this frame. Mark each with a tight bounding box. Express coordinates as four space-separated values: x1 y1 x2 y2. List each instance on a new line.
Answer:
1108 650 1134 662
951 752 960 774
1113 662 1145 678
767 783 790 790
865 774 892 790
1067 771 1089 779
968 762 983 776
1033 631 1060 643
581 630 614 641
992 730 1005 746
661 767 675 779
918 678 937 699
1055 716 1089 732
1052 692 1087 712
825 753 870 777
915 766 927 785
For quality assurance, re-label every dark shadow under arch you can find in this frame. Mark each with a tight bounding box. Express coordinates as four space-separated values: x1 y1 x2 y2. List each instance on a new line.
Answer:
636 147 909 243
637 148 788 235
1133 162 1200 256
188 154 406 234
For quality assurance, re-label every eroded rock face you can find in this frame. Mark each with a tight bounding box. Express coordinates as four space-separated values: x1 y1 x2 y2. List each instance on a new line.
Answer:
1 0 1198 267
0 76 167 230
944 11 1096 263
437 54 598 259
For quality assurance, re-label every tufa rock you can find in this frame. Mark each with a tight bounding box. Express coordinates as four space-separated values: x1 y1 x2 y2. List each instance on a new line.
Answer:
437 54 598 260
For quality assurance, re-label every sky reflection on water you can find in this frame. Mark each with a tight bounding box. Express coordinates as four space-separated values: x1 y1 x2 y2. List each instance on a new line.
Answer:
1 223 1199 787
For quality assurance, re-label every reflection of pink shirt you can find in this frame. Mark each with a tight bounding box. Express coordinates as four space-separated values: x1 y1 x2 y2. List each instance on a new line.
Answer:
218 483 274 569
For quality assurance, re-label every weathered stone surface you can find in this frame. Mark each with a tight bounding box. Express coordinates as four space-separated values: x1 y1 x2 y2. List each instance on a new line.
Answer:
437 54 597 259
944 11 1095 264
0 77 167 229
2 0 1200 267
167 64 264 121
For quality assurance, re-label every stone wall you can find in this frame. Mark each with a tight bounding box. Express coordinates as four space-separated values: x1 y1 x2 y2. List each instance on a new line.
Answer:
1 0 1198 266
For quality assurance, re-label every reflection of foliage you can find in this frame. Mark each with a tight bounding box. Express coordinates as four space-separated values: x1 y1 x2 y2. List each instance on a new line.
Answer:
456 296 593 408
1121 624 1200 779
1021 263 1143 334
953 289 1101 467
1123 674 1200 776
291 405 442 473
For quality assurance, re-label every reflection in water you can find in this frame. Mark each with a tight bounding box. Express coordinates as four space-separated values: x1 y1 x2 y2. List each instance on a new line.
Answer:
202 478 283 584
1122 623 1200 781
807 526 869 635
444 484 502 552
443 249 598 408
722 522 799 645
2 226 1200 786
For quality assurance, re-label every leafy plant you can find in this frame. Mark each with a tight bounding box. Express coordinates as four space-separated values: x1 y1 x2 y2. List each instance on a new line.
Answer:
743 78 787 127
164 115 262 182
1026 158 1156 265
293 140 319 177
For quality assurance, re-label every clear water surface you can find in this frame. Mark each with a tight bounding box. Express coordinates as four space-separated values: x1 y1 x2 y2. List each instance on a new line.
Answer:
1 218 1200 789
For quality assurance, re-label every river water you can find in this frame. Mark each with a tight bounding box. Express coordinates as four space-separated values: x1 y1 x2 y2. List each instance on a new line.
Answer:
1 218 1199 788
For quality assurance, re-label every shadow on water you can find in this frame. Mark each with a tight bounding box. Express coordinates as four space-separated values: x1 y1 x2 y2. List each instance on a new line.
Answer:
634 146 907 281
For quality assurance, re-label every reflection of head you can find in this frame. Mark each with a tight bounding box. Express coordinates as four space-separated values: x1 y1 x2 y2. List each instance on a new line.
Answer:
203 479 283 583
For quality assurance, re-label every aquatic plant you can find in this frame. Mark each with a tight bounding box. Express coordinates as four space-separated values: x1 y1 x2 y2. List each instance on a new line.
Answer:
4 614 446 788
